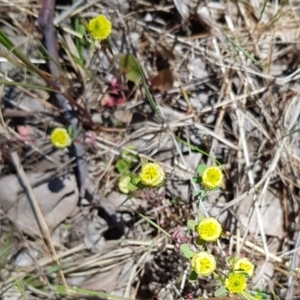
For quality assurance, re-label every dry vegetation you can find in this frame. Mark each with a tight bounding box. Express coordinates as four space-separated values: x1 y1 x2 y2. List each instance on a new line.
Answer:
0 0 300 299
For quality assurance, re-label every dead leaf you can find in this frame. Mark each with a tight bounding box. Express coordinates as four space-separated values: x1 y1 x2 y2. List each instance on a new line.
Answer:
237 190 284 237
79 263 122 292
0 172 78 236
150 68 174 93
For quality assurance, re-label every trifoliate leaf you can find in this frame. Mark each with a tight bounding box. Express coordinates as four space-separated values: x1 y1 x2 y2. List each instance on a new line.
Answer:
197 164 207 175
131 175 141 185
116 159 130 173
195 237 206 246
127 182 139 192
189 271 198 282
214 287 228 298
180 244 194 259
187 220 198 231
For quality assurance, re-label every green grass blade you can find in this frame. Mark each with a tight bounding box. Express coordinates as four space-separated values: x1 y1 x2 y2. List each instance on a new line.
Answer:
259 0 269 21
131 55 161 117
227 37 261 66
176 137 221 166
137 212 171 237
55 285 137 300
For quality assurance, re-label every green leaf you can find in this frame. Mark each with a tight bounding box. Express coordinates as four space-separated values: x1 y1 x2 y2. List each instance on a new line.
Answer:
192 176 200 183
195 190 208 201
171 196 181 205
180 243 194 259
116 159 130 173
226 254 237 265
195 237 206 247
214 287 228 298
250 289 269 300
119 54 141 84
197 164 207 175
127 182 138 192
67 125 73 137
220 231 227 238
189 271 198 282
131 175 141 185
73 18 87 61
187 220 198 231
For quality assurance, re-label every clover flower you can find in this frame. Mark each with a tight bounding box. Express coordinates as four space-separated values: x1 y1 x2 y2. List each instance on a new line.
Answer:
197 217 222 242
118 175 131 194
139 162 165 187
225 273 247 293
233 258 255 277
88 15 112 40
51 128 72 149
201 166 223 189
191 251 216 277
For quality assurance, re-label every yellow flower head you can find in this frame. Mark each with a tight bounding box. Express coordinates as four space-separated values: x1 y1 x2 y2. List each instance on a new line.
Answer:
118 176 131 194
201 166 223 189
233 258 255 277
225 273 247 293
191 251 216 277
88 15 112 41
197 217 222 242
139 162 165 187
51 128 72 149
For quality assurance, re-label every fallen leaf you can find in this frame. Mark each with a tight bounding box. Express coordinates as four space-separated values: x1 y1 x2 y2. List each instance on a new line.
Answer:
150 68 174 93
237 190 284 237
0 172 78 236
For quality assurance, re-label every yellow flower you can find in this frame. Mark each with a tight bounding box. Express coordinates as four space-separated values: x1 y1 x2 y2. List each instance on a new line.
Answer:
233 258 255 277
88 15 112 40
191 251 216 277
197 217 222 242
139 163 165 187
201 166 223 189
225 273 247 293
51 128 72 149
118 176 131 194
